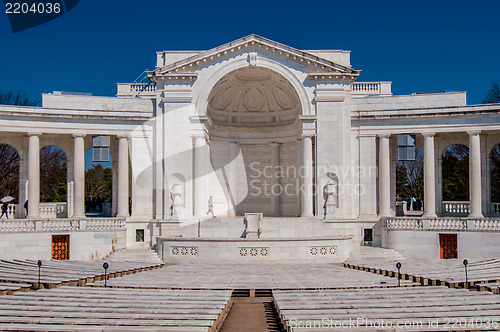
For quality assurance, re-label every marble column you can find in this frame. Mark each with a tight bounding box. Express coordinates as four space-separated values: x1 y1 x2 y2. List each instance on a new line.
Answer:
228 142 239 216
270 142 280 216
194 136 208 217
27 133 40 219
468 131 483 218
300 136 314 217
117 136 129 218
423 133 437 218
73 134 86 218
378 134 391 217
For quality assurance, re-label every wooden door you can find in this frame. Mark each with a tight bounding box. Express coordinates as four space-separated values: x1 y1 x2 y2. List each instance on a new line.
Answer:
439 234 457 259
51 235 70 260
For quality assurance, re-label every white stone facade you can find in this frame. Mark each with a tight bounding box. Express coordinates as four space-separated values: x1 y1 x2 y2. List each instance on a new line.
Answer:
2 35 500 262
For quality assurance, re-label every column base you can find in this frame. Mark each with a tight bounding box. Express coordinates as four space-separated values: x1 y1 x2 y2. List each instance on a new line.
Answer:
422 213 437 219
467 213 484 219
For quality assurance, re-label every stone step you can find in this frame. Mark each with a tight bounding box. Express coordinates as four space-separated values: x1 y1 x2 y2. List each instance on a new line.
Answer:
103 248 163 264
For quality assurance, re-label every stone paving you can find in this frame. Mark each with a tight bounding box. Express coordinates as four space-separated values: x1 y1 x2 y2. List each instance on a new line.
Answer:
88 264 419 289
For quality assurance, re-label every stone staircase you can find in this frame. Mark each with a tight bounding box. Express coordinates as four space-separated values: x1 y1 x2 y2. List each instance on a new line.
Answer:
103 248 163 265
346 245 406 263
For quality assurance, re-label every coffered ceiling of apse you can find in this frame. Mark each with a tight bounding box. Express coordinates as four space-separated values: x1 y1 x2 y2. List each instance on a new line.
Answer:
207 67 301 128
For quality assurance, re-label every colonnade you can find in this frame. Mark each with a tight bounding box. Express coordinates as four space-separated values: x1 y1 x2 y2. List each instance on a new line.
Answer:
378 131 483 218
25 133 129 219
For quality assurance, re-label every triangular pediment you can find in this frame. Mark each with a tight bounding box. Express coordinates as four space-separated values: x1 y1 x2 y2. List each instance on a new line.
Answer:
148 35 360 81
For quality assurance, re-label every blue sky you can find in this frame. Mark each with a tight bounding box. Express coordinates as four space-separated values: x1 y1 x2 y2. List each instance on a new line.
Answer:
1 0 499 105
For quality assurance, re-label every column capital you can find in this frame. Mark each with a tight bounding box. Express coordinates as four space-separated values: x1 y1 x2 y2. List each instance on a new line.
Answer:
72 133 86 138
421 132 435 137
229 142 239 146
467 129 481 136
268 142 280 147
27 132 42 137
193 134 208 141
377 133 391 139
358 134 377 138
300 134 314 140
116 134 130 140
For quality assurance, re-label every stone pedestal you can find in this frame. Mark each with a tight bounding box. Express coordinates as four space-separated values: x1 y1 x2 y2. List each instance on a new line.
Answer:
244 213 263 239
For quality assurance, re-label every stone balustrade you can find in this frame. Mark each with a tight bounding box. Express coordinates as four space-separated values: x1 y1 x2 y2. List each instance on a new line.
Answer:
0 220 35 232
442 201 470 217
41 219 79 231
428 218 467 230
473 219 500 231
0 218 125 233
116 83 156 96
491 202 500 216
352 81 392 96
39 202 67 219
384 218 422 230
2 203 66 219
384 217 500 232
6 204 17 218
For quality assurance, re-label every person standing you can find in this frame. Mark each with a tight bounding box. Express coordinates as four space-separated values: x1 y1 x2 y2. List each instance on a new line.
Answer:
0 203 8 219
207 196 215 218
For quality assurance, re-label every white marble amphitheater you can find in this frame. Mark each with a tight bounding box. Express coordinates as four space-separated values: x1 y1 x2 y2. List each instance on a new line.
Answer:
1 34 500 264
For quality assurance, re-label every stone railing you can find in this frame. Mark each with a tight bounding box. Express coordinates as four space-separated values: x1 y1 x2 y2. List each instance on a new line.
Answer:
0 220 35 232
385 218 422 230
352 81 392 96
0 218 126 233
428 218 467 230
490 203 500 217
41 219 79 231
86 218 126 230
116 83 156 96
6 204 17 218
40 202 67 219
2 203 67 219
472 219 500 231
442 201 470 217
384 217 500 232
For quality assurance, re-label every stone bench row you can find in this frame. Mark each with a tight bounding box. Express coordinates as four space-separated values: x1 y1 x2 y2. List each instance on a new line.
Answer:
0 287 232 331
0 324 208 332
273 287 500 331
474 282 500 294
0 259 164 290
344 258 500 290
0 282 32 295
345 258 500 277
